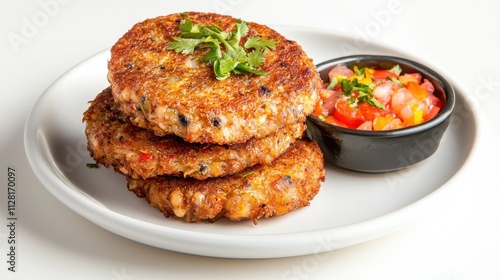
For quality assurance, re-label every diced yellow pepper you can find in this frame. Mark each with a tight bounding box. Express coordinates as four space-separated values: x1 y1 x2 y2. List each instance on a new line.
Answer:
398 75 418 85
336 74 347 80
373 115 395 130
403 102 424 126
413 109 424 125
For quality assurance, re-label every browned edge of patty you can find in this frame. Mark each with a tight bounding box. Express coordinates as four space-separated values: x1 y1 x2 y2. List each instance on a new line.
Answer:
83 87 306 180
127 139 326 224
108 11 321 145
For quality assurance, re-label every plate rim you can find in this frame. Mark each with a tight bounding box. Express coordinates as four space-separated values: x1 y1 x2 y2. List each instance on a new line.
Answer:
23 26 484 259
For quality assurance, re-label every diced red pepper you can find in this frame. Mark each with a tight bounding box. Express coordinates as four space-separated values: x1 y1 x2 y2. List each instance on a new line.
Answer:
138 153 153 162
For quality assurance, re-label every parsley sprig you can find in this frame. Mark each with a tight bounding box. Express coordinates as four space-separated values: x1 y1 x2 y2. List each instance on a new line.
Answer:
340 78 385 110
167 15 276 80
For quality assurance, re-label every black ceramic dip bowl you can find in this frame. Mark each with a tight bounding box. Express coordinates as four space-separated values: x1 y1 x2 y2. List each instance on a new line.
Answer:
306 55 456 173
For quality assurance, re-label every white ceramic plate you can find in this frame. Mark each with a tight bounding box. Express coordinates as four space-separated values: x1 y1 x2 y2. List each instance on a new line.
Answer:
24 26 480 259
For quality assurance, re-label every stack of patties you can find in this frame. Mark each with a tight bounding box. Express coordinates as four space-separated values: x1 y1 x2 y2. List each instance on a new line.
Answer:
83 12 325 224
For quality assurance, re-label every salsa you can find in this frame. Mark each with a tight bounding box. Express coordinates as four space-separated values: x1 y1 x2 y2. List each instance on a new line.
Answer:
312 64 442 130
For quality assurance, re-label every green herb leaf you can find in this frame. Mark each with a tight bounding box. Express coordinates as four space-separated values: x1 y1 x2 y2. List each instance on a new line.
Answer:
235 62 267 76
355 67 366 76
227 20 248 47
247 49 267 67
244 36 276 51
200 40 222 62
86 163 99 169
389 64 402 75
368 97 386 109
388 76 404 87
339 78 386 110
326 76 338 90
167 15 276 80
179 20 201 37
347 97 357 105
214 58 239 80
168 37 203 54
341 79 354 96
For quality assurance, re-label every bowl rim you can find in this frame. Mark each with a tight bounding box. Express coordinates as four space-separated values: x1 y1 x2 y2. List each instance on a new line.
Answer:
310 54 456 136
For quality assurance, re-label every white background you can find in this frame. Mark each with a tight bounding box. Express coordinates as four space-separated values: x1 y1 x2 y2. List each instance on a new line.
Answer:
1 0 500 279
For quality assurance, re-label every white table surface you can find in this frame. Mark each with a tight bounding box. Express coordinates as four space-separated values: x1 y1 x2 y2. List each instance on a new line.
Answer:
2 0 500 279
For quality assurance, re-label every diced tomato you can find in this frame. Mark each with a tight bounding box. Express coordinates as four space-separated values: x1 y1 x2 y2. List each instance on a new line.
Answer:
423 106 441 121
314 89 341 118
382 118 404 130
420 78 435 94
328 65 354 81
373 70 398 81
313 100 323 116
325 115 348 127
333 98 365 129
357 102 389 122
373 81 397 106
357 121 373 130
315 89 340 117
391 88 419 121
320 89 334 100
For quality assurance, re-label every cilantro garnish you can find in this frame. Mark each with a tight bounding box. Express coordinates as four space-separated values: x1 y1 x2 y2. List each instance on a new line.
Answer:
354 67 366 76
389 64 402 75
167 16 276 80
340 78 385 110
86 163 100 169
326 77 338 90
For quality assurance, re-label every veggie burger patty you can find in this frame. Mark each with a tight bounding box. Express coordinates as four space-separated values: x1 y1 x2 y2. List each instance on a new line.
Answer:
107 12 322 145
83 88 306 180
127 139 325 224
83 12 326 224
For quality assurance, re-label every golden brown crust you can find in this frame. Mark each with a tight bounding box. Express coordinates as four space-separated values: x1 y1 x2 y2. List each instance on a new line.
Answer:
83 88 306 180
108 12 321 144
127 139 325 223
